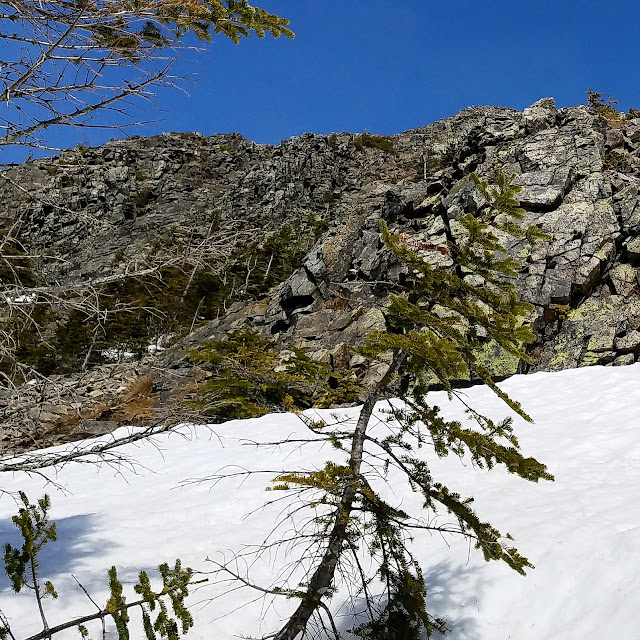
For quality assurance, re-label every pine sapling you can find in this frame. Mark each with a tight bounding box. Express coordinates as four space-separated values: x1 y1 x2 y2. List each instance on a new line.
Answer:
0 493 201 640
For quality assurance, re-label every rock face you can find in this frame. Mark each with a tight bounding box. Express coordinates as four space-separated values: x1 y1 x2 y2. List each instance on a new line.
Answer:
0 132 338 284
4 97 640 449
177 98 640 377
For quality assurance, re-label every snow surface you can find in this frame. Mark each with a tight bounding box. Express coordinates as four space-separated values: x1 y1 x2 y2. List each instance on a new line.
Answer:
1 363 639 639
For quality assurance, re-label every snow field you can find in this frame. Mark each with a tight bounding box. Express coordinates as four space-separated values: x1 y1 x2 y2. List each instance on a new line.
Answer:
0 363 639 638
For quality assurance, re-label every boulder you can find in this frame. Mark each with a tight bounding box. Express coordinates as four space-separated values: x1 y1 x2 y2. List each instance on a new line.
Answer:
624 118 640 143
522 97 557 134
514 166 575 211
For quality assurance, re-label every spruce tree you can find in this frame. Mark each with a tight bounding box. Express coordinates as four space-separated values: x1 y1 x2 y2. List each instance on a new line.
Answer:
266 172 553 639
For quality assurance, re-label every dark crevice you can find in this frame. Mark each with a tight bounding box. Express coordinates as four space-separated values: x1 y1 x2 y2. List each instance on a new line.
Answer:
271 318 290 334
519 197 563 214
303 265 319 287
606 278 617 296
280 294 315 315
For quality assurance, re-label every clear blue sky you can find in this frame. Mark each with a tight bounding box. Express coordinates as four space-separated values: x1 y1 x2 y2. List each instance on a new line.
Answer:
140 0 640 144
15 0 640 152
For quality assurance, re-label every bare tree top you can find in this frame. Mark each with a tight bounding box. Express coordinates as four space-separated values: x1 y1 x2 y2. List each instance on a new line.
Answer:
0 0 293 152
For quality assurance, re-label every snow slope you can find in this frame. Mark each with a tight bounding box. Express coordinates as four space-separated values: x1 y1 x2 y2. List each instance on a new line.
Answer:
1 363 639 639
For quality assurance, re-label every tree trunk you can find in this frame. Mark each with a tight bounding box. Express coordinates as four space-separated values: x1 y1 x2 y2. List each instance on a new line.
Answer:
274 352 405 640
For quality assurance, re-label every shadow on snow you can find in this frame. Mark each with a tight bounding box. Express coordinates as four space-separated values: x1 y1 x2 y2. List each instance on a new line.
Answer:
0 512 105 590
334 559 485 640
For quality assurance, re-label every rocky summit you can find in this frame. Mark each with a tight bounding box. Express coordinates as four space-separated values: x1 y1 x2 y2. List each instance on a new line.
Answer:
3 97 640 450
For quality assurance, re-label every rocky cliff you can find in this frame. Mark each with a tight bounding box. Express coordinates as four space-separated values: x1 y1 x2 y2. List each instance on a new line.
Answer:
3 97 640 451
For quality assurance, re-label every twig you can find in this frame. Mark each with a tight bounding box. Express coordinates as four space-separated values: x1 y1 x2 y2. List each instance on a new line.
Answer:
72 575 106 640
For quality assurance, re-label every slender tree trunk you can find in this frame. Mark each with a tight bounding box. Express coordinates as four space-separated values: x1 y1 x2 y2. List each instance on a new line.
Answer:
274 352 405 640
30 558 50 639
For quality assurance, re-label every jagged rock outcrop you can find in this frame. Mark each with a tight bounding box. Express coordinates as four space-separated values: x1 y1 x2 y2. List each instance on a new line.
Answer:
173 99 640 376
4 97 640 450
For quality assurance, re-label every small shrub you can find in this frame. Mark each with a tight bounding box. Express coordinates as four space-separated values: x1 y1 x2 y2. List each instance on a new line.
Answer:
188 329 362 420
586 88 620 120
322 192 340 206
602 151 632 171
352 131 396 154
0 492 197 640
439 141 460 165
316 370 361 408
188 330 323 419
584 88 640 123
133 187 155 208
113 247 126 264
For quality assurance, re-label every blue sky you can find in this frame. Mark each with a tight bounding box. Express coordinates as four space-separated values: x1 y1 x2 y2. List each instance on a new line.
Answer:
7 0 640 155
139 0 640 144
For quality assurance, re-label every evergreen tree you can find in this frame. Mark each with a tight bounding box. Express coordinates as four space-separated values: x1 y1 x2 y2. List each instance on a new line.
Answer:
0 492 199 640
259 172 554 639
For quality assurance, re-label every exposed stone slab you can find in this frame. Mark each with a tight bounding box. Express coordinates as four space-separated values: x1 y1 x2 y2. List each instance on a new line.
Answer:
514 166 575 210
609 264 639 297
522 97 557 134
624 118 640 143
